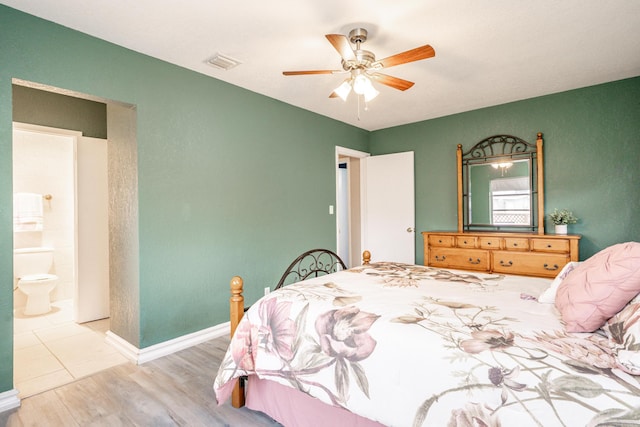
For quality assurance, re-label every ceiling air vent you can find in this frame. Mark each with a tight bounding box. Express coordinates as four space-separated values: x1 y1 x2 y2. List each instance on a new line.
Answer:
205 53 241 70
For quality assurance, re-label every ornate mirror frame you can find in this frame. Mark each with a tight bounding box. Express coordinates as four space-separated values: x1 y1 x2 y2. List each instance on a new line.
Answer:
457 133 545 234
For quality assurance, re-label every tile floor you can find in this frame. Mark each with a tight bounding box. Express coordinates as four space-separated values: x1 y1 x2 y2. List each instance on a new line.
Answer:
13 299 129 398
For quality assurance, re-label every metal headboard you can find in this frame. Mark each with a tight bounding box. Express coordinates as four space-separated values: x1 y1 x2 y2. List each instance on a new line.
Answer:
274 248 347 290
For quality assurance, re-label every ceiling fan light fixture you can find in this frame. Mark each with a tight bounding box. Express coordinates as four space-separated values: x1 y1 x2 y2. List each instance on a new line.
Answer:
334 80 352 101
491 161 513 169
352 73 379 102
283 27 435 116
352 74 370 95
363 85 379 102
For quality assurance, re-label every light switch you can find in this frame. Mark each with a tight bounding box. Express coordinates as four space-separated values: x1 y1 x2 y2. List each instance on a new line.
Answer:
329 205 334 215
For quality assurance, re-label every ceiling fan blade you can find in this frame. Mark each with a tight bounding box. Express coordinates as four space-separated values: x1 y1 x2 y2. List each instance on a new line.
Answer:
371 73 415 91
283 70 340 76
374 44 435 69
325 34 357 62
329 92 339 98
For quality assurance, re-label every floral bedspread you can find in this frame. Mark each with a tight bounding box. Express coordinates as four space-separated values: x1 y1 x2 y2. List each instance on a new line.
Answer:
214 263 640 426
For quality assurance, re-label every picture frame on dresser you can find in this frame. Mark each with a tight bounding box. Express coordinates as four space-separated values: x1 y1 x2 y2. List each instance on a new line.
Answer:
424 132 580 276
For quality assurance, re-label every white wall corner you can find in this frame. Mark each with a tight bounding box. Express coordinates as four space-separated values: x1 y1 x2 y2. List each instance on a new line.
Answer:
106 321 231 365
0 389 20 414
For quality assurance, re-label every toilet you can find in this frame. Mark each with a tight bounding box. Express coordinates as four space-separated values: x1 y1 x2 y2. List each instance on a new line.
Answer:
14 247 58 316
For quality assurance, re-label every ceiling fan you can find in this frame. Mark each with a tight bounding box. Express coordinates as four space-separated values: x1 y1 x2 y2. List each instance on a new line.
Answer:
282 28 435 102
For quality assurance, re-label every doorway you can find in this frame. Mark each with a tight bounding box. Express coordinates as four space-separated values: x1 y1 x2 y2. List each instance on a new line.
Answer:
10 80 139 399
12 123 110 322
336 147 416 266
11 123 121 397
335 147 369 267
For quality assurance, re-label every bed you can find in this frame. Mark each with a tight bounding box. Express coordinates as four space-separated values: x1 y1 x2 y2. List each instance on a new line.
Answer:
214 244 640 426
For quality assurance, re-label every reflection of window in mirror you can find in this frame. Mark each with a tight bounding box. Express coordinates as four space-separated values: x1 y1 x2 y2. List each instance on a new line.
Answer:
468 159 531 226
490 177 530 225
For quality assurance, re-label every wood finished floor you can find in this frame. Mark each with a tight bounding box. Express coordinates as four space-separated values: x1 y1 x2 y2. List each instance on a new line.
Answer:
0 335 282 426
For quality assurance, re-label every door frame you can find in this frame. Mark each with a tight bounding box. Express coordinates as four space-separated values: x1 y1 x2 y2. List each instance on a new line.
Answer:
335 146 369 267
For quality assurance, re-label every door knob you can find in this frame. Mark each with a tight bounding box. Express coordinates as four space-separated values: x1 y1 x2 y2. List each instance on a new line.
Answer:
406 227 415 233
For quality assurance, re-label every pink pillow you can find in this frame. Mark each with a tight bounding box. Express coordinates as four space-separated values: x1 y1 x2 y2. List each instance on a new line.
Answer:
555 242 640 332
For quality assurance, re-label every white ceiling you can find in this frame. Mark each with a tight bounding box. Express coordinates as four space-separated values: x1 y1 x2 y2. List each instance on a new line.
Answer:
4 0 640 131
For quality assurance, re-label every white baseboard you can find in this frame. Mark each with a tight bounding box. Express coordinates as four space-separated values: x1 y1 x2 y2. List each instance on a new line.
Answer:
106 321 230 365
0 389 20 413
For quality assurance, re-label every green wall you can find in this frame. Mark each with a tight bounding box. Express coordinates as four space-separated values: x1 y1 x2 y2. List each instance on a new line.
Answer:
1 4 639 399
0 5 368 393
370 77 640 263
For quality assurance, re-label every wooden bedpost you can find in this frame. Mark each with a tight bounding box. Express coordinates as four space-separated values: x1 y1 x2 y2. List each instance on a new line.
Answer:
229 276 245 408
456 144 463 233
362 250 371 265
536 132 545 235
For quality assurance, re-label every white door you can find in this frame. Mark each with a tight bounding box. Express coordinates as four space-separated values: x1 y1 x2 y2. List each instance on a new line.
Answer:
76 136 110 323
362 151 415 264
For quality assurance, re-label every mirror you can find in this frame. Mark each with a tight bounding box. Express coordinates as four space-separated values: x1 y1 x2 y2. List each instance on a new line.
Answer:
457 133 545 234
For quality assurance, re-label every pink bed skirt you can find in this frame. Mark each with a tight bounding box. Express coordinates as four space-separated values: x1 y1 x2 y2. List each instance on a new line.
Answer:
246 376 387 427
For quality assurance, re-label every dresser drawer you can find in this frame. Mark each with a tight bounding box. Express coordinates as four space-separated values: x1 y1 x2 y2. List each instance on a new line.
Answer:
531 238 570 253
428 235 456 247
429 247 489 271
423 231 580 278
479 237 501 249
492 251 570 278
503 238 529 251
456 236 478 248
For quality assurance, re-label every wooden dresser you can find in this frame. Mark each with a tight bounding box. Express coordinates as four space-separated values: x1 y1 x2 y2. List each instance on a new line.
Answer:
422 231 580 278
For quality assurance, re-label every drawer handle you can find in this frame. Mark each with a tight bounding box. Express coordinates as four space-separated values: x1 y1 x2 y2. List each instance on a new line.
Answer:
435 255 446 262
500 260 513 267
544 263 559 271
487 242 492 246
547 244 552 248
468 258 481 265
512 243 518 247
438 239 442 243
463 240 468 244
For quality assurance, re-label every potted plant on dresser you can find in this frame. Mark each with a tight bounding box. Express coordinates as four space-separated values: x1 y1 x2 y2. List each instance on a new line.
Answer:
549 208 578 235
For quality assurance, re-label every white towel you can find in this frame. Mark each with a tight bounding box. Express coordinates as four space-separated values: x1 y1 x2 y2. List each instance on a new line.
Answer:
13 192 43 231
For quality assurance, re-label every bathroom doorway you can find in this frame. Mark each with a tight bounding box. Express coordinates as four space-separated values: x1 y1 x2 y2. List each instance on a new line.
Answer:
12 123 110 322
12 123 118 397
10 80 139 399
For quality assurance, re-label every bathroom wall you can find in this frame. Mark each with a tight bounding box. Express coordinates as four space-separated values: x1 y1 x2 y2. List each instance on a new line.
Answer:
13 85 107 139
12 126 76 307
